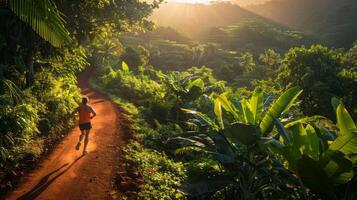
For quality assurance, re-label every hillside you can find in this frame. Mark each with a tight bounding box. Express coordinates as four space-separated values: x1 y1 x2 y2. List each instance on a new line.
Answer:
246 0 357 47
152 1 357 47
200 20 314 53
150 2 260 39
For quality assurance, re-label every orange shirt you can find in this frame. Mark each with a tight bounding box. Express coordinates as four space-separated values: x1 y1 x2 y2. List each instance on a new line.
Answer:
79 105 91 124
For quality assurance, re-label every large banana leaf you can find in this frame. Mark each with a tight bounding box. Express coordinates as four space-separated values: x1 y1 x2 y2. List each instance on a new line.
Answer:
181 108 219 130
284 115 326 128
241 99 254 124
336 103 356 136
209 132 235 159
259 87 302 135
296 153 353 195
329 103 357 157
304 124 320 160
2 0 71 47
323 151 354 184
214 99 224 129
296 155 330 193
273 118 292 145
223 122 259 145
328 130 357 157
215 93 243 122
248 87 264 124
270 123 320 171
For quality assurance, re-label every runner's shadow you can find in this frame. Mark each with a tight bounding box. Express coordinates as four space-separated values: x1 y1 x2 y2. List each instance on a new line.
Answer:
17 155 84 200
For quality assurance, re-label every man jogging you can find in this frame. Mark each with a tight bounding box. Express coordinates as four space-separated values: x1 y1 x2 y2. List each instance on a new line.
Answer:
72 96 96 155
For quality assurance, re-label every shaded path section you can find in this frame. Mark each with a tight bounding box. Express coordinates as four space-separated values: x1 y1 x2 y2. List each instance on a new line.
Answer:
7 68 124 200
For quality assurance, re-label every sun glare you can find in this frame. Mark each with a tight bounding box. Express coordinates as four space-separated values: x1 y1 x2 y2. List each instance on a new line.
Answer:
170 0 217 4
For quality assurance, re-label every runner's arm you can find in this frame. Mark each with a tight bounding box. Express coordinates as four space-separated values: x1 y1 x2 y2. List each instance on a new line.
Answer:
88 106 97 118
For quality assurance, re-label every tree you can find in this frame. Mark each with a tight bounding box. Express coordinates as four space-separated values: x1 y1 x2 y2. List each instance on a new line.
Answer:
0 0 72 85
201 43 218 64
191 44 204 66
56 0 162 42
120 46 149 72
343 41 357 70
279 45 344 118
340 42 357 118
236 52 256 73
259 49 281 69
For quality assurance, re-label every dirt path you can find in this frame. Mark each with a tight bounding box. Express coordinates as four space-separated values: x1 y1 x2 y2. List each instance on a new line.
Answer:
6 68 125 200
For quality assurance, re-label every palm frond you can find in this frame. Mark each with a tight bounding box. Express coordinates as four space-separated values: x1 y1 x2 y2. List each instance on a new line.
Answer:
1 0 71 47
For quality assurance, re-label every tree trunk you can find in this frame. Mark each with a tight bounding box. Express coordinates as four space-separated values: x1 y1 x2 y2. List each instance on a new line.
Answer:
25 47 34 86
25 30 35 87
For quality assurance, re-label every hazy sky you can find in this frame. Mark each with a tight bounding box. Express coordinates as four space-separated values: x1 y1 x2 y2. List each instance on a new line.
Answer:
166 0 270 6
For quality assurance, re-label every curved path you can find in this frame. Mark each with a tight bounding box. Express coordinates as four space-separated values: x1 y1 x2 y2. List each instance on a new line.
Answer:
7 68 124 200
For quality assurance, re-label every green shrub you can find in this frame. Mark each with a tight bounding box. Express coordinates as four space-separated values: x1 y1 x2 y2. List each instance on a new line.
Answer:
0 103 40 166
135 122 183 150
32 69 80 136
125 142 187 200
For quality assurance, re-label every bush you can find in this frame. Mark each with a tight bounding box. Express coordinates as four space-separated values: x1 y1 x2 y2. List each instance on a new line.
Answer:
0 103 40 166
125 142 187 200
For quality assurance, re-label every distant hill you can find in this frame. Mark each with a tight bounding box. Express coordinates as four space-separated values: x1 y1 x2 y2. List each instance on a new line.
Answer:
150 2 314 52
246 0 357 47
150 2 260 39
139 27 190 43
201 20 314 53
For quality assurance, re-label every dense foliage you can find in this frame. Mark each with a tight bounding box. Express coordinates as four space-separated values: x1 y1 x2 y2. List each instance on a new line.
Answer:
202 20 312 53
1 0 356 199
0 0 160 196
91 23 357 198
0 41 86 193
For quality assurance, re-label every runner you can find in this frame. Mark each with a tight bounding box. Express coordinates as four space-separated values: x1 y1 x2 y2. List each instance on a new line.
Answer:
72 96 96 155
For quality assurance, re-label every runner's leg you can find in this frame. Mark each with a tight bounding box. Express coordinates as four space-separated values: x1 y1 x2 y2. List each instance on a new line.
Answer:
83 129 90 154
79 130 85 142
76 130 85 150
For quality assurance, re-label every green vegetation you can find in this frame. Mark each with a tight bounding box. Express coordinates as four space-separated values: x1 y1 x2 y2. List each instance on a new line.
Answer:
1 0 356 199
152 1 357 48
0 40 86 193
0 0 160 196
91 23 357 197
202 20 312 53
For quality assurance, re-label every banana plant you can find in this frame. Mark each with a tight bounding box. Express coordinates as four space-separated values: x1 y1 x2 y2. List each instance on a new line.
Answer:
179 88 357 197
178 87 303 165
161 71 205 103
270 102 357 195
211 87 302 146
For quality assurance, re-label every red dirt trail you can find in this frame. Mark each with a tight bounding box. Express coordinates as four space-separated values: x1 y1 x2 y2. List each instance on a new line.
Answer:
6 68 125 200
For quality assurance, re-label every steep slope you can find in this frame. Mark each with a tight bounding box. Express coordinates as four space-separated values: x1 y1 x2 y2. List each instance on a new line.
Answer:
150 2 260 39
246 0 357 47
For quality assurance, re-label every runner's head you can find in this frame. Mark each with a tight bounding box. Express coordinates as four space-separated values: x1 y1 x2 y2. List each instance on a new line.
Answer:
82 96 89 105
